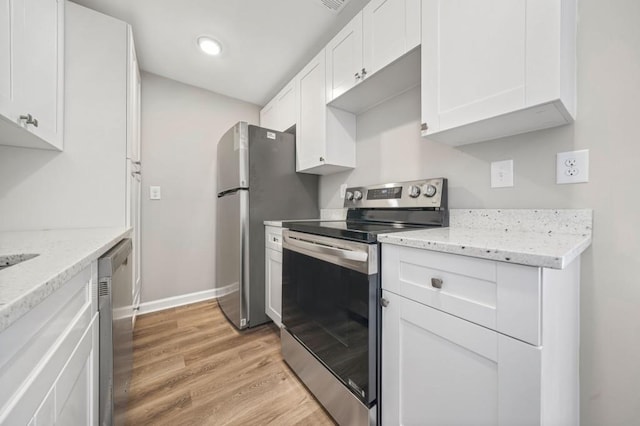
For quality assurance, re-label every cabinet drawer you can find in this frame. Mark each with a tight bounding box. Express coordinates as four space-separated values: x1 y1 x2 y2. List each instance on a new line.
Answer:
265 226 283 252
382 244 541 345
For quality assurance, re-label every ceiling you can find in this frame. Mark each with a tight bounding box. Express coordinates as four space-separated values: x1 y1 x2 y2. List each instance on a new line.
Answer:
72 0 369 106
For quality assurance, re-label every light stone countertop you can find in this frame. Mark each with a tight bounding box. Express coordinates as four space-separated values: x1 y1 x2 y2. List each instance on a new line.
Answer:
0 227 131 332
379 209 592 269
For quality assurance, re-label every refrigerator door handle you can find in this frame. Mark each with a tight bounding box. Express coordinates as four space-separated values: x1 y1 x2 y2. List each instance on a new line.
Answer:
218 188 248 198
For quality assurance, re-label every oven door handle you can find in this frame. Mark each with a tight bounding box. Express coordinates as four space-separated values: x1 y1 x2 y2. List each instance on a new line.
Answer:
283 235 369 263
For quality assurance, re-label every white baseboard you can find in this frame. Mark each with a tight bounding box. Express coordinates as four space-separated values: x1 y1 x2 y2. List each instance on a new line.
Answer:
138 284 235 315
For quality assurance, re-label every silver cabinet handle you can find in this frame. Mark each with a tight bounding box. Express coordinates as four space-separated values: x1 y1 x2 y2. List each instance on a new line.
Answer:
319 156 325 162
361 68 367 78
380 297 389 308
19 114 38 127
355 72 361 81
421 123 429 131
431 278 443 289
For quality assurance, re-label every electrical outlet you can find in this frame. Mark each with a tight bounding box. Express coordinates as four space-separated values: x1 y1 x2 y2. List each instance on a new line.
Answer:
557 150 589 184
491 160 514 188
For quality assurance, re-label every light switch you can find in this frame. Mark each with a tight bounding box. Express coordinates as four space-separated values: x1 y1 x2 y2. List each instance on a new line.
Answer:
340 184 348 199
150 186 161 200
491 160 514 188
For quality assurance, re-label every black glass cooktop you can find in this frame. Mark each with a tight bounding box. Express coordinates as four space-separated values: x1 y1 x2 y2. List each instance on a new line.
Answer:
284 220 427 243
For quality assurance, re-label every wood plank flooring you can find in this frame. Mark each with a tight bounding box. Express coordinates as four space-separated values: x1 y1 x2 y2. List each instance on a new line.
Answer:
125 300 336 425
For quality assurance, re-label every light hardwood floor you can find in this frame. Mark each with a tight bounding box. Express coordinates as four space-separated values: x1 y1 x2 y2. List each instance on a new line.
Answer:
125 300 335 425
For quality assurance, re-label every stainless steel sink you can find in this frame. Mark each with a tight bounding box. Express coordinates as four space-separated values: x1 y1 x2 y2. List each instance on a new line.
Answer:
0 253 39 271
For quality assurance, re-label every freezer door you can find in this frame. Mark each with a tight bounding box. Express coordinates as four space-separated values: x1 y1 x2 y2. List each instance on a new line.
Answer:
216 189 250 329
217 122 249 194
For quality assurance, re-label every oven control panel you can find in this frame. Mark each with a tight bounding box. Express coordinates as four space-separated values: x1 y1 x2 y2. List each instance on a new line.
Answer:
343 178 447 209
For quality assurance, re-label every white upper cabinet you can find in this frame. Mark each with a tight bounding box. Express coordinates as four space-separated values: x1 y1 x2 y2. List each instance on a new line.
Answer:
325 12 363 103
259 99 277 130
276 80 296 131
363 0 420 76
296 49 356 175
259 79 295 132
0 0 14 122
127 26 141 162
326 0 421 114
0 0 64 150
421 0 577 146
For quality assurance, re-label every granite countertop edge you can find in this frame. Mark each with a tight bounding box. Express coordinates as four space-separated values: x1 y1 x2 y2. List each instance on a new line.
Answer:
0 228 131 333
378 228 592 270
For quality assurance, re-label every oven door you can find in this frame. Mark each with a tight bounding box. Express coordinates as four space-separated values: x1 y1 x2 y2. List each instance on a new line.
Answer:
282 230 378 406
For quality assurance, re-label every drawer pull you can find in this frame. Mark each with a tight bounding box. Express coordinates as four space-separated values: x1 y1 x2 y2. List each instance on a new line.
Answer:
431 278 443 289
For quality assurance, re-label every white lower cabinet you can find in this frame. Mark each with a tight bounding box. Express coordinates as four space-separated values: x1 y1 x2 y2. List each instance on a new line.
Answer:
265 226 283 327
0 263 99 425
382 290 541 425
381 244 581 425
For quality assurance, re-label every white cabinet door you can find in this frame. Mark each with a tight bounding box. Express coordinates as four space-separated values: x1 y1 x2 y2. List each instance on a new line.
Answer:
265 247 283 327
363 0 420 76
127 26 141 162
422 0 526 135
56 316 98 426
296 49 356 175
382 290 542 425
260 99 277 130
261 80 296 132
276 80 295 131
421 0 576 145
326 11 363 102
0 0 15 122
0 0 64 150
133 169 141 304
126 27 142 320
296 50 327 171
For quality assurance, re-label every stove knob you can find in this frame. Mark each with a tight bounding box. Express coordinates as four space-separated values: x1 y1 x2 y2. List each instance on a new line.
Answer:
353 190 363 200
345 191 354 201
408 185 421 198
422 184 437 198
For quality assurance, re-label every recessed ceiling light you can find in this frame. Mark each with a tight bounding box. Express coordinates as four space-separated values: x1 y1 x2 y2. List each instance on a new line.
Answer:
197 36 222 56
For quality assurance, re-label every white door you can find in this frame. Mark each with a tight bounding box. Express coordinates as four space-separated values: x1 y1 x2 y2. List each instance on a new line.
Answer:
421 0 526 134
325 12 363 102
363 0 420 76
13 0 64 148
382 290 541 425
276 81 295 131
265 247 282 327
295 49 326 172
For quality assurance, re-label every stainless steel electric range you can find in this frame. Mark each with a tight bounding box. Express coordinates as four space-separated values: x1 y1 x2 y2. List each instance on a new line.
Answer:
281 178 448 425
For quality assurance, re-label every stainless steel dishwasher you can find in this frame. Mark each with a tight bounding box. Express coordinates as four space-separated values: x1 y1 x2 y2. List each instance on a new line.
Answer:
98 238 133 426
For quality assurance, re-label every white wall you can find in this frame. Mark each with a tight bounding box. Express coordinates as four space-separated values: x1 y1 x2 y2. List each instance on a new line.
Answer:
320 0 640 423
0 4 128 231
140 72 259 303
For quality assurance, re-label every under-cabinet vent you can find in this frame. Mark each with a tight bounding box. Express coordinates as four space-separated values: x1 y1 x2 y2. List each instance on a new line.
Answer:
98 279 110 297
313 0 351 13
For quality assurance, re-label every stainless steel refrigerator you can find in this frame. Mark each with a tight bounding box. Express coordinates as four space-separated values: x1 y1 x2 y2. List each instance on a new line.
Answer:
216 122 319 329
